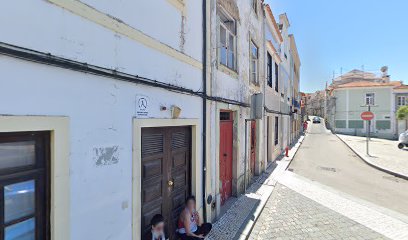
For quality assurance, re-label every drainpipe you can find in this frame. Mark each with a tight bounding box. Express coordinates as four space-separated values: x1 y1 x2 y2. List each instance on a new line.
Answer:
202 0 208 221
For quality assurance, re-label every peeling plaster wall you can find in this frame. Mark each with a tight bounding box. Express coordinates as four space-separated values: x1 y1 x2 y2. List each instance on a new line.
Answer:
208 0 265 218
0 0 203 239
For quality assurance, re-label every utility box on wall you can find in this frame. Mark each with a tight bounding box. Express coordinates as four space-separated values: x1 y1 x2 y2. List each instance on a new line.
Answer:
250 93 264 120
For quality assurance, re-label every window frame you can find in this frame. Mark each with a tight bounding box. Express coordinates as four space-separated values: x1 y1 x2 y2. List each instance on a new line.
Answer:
365 93 375 106
250 40 259 85
218 10 237 71
274 62 279 92
397 96 407 107
0 131 50 240
274 117 279 146
267 52 273 88
252 0 258 14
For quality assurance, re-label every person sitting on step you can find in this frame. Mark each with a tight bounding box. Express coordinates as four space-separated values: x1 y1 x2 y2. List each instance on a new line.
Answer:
145 214 168 240
177 196 212 240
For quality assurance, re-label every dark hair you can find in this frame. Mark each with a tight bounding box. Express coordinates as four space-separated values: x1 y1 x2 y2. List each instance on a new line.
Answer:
185 195 196 204
150 214 164 227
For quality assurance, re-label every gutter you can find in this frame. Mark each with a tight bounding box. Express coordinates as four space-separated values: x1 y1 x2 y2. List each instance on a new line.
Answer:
0 41 249 108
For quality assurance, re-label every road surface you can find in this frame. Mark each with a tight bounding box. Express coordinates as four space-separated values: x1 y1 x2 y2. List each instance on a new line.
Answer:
289 118 408 215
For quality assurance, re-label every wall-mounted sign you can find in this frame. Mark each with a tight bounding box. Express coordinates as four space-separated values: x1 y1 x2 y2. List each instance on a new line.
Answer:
136 95 149 118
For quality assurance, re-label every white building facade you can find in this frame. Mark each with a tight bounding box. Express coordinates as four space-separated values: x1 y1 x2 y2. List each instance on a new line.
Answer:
0 1 206 239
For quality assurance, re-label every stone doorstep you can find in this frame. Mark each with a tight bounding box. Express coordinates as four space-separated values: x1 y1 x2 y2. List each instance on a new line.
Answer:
336 134 408 180
207 135 305 240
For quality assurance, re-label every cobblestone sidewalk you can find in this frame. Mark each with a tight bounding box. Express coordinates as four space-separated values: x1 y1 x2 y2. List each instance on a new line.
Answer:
249 184 388 240
206 164 277 240
207 136 305 240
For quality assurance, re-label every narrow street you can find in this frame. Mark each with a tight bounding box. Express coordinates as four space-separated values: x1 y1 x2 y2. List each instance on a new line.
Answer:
249 119 408 239
290 120 408 215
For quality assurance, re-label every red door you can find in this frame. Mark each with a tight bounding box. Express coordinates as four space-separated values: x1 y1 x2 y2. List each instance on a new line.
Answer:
250 121 256 175
219 111 233 205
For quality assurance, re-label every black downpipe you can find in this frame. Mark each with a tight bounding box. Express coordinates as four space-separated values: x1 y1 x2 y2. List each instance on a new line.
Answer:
201 0 208 221
0 42 250 108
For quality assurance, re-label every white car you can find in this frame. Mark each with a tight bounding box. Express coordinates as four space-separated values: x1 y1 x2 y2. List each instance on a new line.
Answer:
398 130 408 149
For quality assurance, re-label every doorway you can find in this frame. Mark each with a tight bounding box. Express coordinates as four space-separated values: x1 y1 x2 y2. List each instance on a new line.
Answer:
219 111 233 205
250 121 256 175
141 126 191 239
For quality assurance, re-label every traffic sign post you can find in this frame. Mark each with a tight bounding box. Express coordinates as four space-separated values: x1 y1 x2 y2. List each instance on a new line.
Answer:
360 107 375 156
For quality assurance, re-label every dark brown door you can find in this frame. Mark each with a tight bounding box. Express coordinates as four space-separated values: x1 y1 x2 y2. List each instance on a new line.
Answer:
219 111 233 205
250 121 256 175
141 127 191 239
0 131 50 240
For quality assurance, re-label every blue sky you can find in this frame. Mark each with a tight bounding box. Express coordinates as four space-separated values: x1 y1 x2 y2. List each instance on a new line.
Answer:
266 0 408 93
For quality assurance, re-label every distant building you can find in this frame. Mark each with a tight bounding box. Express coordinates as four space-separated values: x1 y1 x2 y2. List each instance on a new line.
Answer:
304 91 325 117
326 68 407 139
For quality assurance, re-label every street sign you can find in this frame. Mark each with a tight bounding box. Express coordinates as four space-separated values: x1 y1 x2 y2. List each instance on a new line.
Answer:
361 111 374 121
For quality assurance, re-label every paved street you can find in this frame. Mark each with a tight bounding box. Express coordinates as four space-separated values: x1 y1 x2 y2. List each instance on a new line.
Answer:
249 183 388 240
247 119 408 240
289 120 408 215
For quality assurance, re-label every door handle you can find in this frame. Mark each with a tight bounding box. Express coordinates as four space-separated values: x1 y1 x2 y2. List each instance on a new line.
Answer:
168 179 174 187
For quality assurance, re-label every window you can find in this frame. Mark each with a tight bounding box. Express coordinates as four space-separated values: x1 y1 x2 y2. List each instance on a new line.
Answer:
218 10 236 70
252 0 257 14
376 120 391 130
274 117 279 145
250 40 258 84
220 111 232 121
0 132 50 240
274 63 279 92
348 120 364 129
397 96 407 106
267 53 272 88
365 93 375 106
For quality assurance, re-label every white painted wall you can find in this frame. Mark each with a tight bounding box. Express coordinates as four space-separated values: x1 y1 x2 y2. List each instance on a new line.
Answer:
0 0 204 239
0 0 202 90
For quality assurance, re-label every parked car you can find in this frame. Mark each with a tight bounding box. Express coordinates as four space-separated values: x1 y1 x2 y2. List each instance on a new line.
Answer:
312 117 321 124
398 130 408 149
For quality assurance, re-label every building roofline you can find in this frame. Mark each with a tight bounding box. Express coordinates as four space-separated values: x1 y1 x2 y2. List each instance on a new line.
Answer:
289 34 300 67
264 4 283 43
279 13 290 28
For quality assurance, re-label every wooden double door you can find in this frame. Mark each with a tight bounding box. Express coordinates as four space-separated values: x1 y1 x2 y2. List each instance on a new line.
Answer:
141 126 191 239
